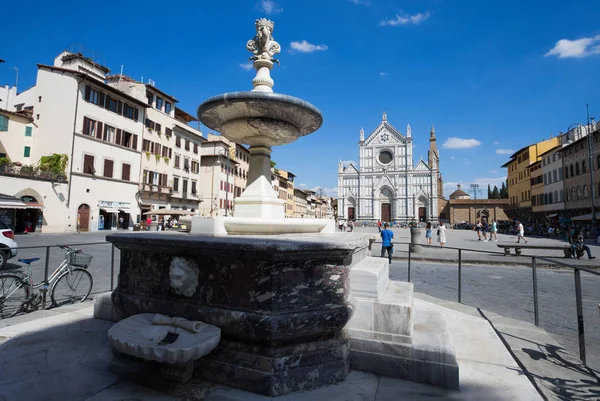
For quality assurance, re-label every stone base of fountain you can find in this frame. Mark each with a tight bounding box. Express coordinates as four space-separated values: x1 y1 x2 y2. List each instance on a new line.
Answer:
188 215 336 236
107 232 369 396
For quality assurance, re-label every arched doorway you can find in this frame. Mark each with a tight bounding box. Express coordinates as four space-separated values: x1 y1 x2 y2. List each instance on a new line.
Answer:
78 204 90 232
478 208 490 224
380 187 393 222
346 196 356 221
417 195 428 223
14 188 44 233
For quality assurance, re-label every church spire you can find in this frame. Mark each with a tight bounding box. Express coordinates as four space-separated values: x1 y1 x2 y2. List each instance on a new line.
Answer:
430 124 436 139
428 124 439 171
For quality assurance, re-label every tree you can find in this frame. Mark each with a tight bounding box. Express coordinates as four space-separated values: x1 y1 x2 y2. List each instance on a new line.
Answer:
38 154 68 177
487 184 491 198
500 181 508 199
492 185 499 199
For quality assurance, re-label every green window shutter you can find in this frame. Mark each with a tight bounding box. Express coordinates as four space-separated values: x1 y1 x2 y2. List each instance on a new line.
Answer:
24 146 31 157
25 126 32 137
0 116 8 131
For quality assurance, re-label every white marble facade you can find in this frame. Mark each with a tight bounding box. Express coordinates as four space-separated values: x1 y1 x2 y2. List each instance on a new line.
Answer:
337 113 441 224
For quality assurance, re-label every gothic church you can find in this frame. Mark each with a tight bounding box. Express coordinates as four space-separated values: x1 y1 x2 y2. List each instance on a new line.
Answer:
337 113 443 223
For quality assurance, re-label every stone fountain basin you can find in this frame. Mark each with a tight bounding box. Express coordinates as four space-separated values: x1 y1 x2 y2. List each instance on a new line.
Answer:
108 313 221 364
198 91 322 147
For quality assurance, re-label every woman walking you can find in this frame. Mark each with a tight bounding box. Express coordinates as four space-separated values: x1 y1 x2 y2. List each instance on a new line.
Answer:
425 222 432 245
490 219 498 241
437 221 447 248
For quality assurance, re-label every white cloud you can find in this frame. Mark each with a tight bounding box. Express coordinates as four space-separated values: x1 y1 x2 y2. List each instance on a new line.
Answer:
379 72 387 76
495 148 514 155
545 34 600 59
349 0 371 5
442 137 481 149
493 141 500 145
289 40 328 53
380 11 430 27
240 63 253 71
256 0 282 15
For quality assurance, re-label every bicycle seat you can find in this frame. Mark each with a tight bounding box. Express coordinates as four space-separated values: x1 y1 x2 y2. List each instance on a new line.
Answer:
18 258 40 264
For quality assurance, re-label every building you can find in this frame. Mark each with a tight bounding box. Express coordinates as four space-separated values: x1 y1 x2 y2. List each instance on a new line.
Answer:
0 85 18 111
538 144 565 222
502 137 560 221
337 112 442 224
106 75 205 217
272 168 295 218
439 184 509 225
529 160 544 219
294 188 308 218
6 51 147 232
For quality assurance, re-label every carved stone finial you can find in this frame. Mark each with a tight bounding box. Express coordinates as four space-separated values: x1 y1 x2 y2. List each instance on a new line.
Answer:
430 124 435 136
406 123 411 137
246 18 281 93
359 127 364 141
382 111 387 122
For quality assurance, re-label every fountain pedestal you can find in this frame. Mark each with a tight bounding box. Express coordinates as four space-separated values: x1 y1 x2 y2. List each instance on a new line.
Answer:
107 233 369 396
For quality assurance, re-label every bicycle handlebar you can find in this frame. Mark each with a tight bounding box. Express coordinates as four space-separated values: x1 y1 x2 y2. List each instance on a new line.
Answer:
57 245 82 253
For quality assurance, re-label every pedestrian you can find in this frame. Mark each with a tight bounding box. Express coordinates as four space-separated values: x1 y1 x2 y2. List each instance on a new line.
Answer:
425 221 432 245
349 220 354 232
146 216 152 231
437 221 447 248
482 220 489 242
569 229 596 260
377 219 382 233
380 222 394 263
490 219 498 241
516 220 528 244
119 216 124 230
474 220 482 241
343 220 347 232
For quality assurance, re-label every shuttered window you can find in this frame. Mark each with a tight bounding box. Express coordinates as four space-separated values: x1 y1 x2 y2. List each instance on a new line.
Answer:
103 159 114 178
24 146 31 157
193 143 198 154
0 116 8 131
122 163 131 181
25 126 32 136
83 155 95 174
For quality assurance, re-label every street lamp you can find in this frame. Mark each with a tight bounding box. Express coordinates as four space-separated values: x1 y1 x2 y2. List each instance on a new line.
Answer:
470 183 480 223
218 149 231 216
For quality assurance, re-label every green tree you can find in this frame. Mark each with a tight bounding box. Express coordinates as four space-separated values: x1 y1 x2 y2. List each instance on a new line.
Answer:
500 181 508 198
492 185 499 199
487 184 491 198
38 153 68 177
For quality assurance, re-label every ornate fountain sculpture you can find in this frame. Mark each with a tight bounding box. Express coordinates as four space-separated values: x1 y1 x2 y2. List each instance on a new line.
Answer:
191 18 333 235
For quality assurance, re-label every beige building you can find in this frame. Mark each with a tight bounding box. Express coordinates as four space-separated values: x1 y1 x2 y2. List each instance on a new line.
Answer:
271 168 295 218
294 188 308 218
439 185 509 225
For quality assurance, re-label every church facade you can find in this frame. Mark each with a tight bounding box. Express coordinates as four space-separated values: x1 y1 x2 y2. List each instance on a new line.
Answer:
337 113 443 224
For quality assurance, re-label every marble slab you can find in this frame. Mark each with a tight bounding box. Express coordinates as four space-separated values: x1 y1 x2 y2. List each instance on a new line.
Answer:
350 256 390 299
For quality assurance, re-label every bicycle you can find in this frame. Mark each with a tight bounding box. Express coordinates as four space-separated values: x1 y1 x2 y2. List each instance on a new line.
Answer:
0 245 94 318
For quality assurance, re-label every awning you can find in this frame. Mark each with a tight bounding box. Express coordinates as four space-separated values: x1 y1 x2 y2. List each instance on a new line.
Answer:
547 213 558 218
571 213 599 221
24 203 44 210
118 208 130 213
100 208 119 214
143 209 194 216
0 200 28 209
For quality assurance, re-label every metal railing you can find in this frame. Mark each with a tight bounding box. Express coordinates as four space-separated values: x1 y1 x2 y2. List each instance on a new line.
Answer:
4 242 117 310
397 241 599 365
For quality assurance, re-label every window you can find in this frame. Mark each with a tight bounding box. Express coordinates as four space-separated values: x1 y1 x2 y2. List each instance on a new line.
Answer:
142 139 152 152
155 123 162 133
83 155 95 174
23 146 31 157
191 180 197 194
584 185 589 198
565 167 569 179
147 92 154 106
571 188 575 201
156 97 163 111
154 143 162 156
185 140 190 151
566 191 570 201
103 159 114 178
175 136 181 148
83 116 97 137
165 127 172 137
570 164 574 177
576 162 580 175
162 146 171 158
193 143 198 154
191 160 199 173
123 104 136 120
103 125 115 143
145 118 155 129
165 102 172 114
174 155 181 168
577 186 581 199
184 157 190 171
106 96 118 113
173 177 179 191
84 85 102 106
122 163 131 181
583 161 587 174
24 126 32 137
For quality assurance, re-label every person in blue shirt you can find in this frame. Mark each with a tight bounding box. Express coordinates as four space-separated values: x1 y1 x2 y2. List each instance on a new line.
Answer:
380 222 394 263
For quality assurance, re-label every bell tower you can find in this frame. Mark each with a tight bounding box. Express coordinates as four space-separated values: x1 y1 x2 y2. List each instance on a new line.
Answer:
428 124 439 171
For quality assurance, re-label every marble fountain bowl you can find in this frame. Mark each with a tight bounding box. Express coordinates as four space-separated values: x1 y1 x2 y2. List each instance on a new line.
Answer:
197 91 323 147
108 313 221 364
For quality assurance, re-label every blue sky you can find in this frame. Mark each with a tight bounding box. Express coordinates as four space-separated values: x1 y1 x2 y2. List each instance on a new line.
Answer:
1 0 599 198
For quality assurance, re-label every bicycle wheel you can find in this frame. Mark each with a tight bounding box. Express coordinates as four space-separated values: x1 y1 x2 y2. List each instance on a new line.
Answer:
50 268 93 307
0 273 29 318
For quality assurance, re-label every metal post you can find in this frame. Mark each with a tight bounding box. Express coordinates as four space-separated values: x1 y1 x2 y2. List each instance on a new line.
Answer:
110 244 115 291
532 257 539 327
43 246 50 309
225 150 230 216
574 268 586 364
407 245 411 283
458 249 462 303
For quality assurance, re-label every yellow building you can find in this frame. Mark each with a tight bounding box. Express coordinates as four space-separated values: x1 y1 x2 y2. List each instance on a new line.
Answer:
502 137 560 221
271 168 296 218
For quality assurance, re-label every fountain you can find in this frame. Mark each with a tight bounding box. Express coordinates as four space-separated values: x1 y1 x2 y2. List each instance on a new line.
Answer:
103 18 458 397
190 17 334 236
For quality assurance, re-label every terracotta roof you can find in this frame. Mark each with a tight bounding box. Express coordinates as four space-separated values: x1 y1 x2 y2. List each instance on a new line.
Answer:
37 64 149 108
61 52 111 73
0 108 34 122
175 107 198 123
449 189 469 199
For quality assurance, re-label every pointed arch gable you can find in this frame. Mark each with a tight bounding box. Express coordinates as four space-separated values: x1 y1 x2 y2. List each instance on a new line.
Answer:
364 122 407 146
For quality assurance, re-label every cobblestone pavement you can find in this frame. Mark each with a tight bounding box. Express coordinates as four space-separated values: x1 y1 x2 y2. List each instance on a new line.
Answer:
389 259 600 373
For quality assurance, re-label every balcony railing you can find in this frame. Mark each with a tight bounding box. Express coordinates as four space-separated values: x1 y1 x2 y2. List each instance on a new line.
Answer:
0 163 68 183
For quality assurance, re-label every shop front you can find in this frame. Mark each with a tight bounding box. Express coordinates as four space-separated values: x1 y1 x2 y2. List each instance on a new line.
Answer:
98 200 134 230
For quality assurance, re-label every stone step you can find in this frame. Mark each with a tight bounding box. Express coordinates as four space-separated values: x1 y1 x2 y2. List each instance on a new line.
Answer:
349 297 459 389
349 256 389 299
347 280 414 343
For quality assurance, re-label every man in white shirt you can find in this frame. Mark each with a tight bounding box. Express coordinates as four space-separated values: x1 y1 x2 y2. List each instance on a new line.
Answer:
516 220 528 244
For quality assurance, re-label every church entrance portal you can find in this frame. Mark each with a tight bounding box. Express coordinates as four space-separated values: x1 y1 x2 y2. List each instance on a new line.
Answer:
348 207 355 221
419 207 426 222
381 203 391 222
